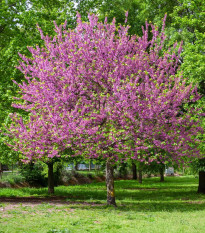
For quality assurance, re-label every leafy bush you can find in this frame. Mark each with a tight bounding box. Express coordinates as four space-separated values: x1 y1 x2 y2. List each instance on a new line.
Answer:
115 163 128 178
19 162 47 186
59 168 73 184
191 158 205 173
53 162 64 186
86 173 94 179
1 172 25 185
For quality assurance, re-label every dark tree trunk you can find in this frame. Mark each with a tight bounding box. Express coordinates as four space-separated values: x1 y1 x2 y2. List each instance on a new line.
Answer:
138 169 142 184
0 163 2 179
106 160 117 206
160 165 165 182
132 162 137 180
48 162 54 195
119 162 127 178
198 171 205 194
75 163 78 171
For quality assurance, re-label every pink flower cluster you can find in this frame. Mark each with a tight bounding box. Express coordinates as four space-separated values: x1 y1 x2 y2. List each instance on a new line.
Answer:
7 13 203 164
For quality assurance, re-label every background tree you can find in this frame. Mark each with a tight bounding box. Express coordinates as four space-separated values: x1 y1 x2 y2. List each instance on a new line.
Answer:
0 0 76 121
0 0 76 165
96 0 205 184
0 0 103 166
5 112 72 194
170 0 205 188
189 158 205 194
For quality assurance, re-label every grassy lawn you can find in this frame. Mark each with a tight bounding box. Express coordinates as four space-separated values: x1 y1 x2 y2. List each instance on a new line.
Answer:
0 176 205 233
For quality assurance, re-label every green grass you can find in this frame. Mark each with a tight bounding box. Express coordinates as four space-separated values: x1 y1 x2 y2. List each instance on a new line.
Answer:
0 171 25 185
0 176 205 233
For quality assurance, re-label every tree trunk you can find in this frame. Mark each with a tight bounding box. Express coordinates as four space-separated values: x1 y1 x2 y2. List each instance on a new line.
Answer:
0 163 2 179
198 171 205 194
132 162 137 180
96 164 100 175
119 162 127 178
75 163 78 171
138 169 142 184
160 165 165 182
106 160 117 206
48 162 54 195
89 161 91 171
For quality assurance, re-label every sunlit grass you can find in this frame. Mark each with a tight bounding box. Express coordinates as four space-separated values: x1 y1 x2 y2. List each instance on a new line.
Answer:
0 176 205 233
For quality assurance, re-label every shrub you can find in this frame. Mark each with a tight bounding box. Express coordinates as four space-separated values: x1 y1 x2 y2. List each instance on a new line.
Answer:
19 162 47 186
1 172 25 185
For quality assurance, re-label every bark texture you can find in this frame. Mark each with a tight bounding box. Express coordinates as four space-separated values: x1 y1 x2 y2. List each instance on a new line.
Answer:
160 165 165 182
138 169 142 184
0 163 2 179
48 162 54 194
132 162 137 180
198 171 205 194
106 160 117 206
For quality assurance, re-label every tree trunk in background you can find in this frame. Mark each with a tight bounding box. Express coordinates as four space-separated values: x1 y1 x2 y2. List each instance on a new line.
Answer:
132 162 137 180
198 171 205 194
96 164 100 175
0 163 2 179
106 160 117 206
160 165 165 182
119 162 127 178
138 168 142 184
89 161 91 171
75 163 78 171
48 162 54 195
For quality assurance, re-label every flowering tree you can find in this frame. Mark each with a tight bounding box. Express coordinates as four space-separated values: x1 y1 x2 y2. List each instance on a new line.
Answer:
7 12 204 205
7 112 69 194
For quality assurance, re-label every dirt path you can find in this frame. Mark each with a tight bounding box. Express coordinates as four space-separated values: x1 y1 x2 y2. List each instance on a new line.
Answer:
0 196 105 207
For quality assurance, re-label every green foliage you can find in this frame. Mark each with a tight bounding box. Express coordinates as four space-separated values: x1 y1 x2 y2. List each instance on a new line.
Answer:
170 0 205 95
60 169 73 184
190 158 205 173
114 162 128 178
19 161 47 186
1 171 25 185
0 118 20 165
97 0 179 35
0 141 19 166
53 162 64 185
18 161 66 186
142 162 162 177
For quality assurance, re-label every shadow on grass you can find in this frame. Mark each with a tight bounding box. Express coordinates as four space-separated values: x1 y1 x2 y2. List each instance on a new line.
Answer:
0 176 203 213
67 200 205 212
1 197 204 213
